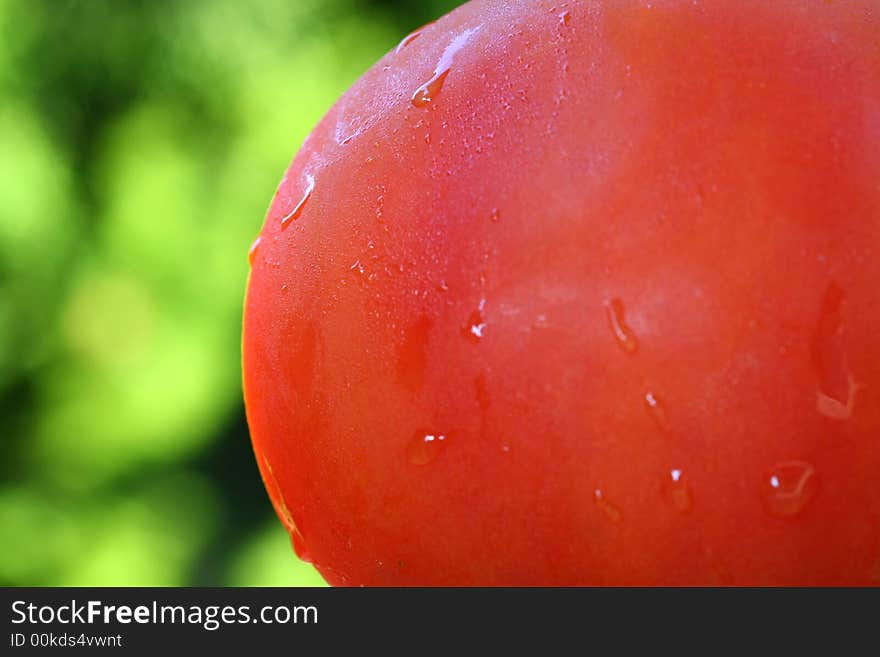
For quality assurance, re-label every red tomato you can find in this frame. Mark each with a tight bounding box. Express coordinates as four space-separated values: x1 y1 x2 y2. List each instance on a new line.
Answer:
242 0 880 585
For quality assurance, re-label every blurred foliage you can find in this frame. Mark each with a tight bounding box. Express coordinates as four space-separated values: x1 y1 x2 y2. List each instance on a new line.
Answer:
0 0 457 586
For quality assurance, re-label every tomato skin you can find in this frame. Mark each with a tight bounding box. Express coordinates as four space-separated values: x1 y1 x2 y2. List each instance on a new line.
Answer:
243 0 880 585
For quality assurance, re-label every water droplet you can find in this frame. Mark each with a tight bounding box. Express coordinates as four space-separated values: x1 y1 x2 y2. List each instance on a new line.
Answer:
605 298 639 354
817 375 860 419
281 284 289 294
411 27 480 108
461 299 487 343
280 174 315 228
558 10 570 25
644 391 668 432
762 461 818 518
664 469 693 513
289 524 312 563
260 457 312 562
407 431 447 465
248 235 262 266
490 207 501 222
375 194 385 221
811 281 858 418
594 489 623 524
396 26 426 54
412 70 450 107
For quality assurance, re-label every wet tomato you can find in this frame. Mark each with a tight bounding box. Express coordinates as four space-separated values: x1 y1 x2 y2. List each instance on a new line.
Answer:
243 0 880 585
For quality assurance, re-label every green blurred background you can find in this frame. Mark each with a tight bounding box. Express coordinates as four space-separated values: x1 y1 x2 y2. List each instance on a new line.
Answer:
0 0 457 587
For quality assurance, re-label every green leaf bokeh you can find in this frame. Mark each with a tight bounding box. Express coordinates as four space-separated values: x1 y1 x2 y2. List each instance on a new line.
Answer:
0 0 456 586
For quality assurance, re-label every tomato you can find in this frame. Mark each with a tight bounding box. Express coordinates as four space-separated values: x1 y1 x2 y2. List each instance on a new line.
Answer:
242 0 880 585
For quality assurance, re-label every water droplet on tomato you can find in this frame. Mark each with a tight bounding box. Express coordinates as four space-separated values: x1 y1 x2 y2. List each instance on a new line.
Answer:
412 70 451 107
407 431 447 465
375 194 385 221
810 281 859 419
411 26 480 108
559 10 570 25
490 207 501 222
644 391 668 431
261 457 312 562
762 461 818 518
248 235 262 266
605 298 638 354
664 469 693 513
816 378 860 419
461 299 487 343
396 26 427 54
281 174 315 228
594 489 623 524
290 525 312 563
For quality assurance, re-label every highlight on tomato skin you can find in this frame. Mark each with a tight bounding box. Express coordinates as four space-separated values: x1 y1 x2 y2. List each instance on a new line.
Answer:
242 0 880 586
